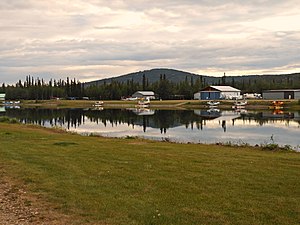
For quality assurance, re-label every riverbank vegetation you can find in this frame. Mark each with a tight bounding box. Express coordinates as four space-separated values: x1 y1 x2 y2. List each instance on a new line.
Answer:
0 123 299 224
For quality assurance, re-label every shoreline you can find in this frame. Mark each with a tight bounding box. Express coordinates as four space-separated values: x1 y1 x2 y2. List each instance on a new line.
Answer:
1 99 300 110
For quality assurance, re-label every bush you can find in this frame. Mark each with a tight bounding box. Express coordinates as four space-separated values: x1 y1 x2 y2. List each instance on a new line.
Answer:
0 116 19 124
262 143 279 151
125 135 138 139
261 143 293 152
0 116 10 123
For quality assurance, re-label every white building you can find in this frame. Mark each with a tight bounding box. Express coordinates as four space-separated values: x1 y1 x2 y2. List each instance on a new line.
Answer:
194 86 241 100
0 93 5 101
132 91 155 99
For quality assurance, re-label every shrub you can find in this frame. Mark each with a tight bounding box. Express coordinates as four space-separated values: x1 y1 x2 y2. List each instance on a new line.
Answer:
125 135 138 139
261 143 294 152
262 143 279 151
0 116 10 123
0 116 19 124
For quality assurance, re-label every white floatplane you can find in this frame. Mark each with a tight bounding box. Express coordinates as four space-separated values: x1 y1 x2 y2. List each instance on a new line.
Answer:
232 100 247 109
207 101 220 107
136 97 150 108
93 101 104 107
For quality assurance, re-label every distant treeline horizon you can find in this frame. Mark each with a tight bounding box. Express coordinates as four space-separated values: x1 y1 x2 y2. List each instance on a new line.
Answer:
1 69 300 100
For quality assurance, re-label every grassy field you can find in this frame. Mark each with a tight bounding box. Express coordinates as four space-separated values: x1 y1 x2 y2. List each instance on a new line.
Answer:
0 122 300 224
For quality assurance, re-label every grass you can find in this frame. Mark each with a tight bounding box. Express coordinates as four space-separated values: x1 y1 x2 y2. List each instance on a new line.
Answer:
0 123 300 224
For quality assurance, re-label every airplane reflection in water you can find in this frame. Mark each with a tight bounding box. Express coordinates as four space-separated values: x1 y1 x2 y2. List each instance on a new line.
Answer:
129 108 155 116
194 109 299 132
113 108 300 133
194 110 245 132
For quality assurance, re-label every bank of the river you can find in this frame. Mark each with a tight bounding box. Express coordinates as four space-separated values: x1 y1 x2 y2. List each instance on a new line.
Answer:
6 99 300 110
0 122 299 224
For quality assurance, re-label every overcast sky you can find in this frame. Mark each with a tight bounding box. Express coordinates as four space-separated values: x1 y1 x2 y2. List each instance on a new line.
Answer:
1 0 300 84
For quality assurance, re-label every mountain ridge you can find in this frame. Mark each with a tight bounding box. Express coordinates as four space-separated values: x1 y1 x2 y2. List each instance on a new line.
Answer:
84 68 300 88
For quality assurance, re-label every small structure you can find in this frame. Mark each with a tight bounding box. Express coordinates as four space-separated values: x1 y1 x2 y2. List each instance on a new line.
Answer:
262 89 300 100
194 86 241 100
0 93 5 101
132 91 155 99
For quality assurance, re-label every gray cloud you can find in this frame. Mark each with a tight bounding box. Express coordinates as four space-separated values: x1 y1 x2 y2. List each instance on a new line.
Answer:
0 0 300 84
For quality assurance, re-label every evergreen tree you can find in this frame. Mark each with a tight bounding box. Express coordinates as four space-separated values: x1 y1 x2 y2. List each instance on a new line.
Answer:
142 74 146 90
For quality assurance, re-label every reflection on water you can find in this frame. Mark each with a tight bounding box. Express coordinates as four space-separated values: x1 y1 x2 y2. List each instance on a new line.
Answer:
3 107 300 150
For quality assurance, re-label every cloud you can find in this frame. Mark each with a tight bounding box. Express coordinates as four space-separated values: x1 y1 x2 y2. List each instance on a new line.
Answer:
0 0 300 84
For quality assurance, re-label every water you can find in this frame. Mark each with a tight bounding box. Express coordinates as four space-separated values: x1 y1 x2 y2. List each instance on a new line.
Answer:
1 107 300 150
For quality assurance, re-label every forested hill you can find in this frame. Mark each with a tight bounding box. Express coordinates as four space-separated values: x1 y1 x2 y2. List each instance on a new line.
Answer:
84 68 213 87
84 68 300 91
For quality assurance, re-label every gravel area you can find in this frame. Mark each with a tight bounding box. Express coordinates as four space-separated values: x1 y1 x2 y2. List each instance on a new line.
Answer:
0 168 71 225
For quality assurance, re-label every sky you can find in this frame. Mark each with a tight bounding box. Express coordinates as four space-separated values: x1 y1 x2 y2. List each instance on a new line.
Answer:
1 0 300 84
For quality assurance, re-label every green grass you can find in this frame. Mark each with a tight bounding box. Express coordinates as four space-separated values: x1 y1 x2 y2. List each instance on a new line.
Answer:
0 123 300 224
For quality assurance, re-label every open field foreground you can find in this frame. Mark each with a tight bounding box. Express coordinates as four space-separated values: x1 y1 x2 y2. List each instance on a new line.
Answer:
0 123 300 224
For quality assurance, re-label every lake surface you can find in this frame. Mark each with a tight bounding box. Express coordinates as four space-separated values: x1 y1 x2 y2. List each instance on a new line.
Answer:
1 106 300 150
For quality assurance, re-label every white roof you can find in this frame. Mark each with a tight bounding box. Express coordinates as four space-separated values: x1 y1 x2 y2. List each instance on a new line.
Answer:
0 93 5 97
134 91 155 95
210 86 240 92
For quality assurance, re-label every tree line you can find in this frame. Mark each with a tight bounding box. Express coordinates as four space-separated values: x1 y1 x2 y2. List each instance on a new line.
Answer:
0 76 83 100
1 73 300 100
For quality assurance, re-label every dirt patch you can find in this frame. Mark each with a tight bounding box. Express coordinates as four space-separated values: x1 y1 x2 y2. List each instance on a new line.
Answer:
0 168 72 225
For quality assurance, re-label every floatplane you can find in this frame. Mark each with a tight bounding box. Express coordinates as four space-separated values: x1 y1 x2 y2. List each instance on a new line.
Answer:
269 101 284 109
232 100 247 109
136 97 150 108
207 101 220 107
93 101 104 107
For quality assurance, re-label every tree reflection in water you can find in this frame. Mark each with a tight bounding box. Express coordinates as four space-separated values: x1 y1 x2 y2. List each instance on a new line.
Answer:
3 107 300 133
1 108 300 149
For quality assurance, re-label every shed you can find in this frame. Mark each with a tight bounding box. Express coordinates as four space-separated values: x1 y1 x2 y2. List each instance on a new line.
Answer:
132 91 155 99
194 86 241 100
262 89 300 100
0 93 5 101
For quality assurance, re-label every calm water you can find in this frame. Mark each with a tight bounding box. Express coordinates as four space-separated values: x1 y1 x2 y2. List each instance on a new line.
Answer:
1 106 300 150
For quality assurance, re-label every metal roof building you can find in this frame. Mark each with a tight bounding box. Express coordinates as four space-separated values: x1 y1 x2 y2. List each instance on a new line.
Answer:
194 86 241 100
132 91 155 99
262 89 300 100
